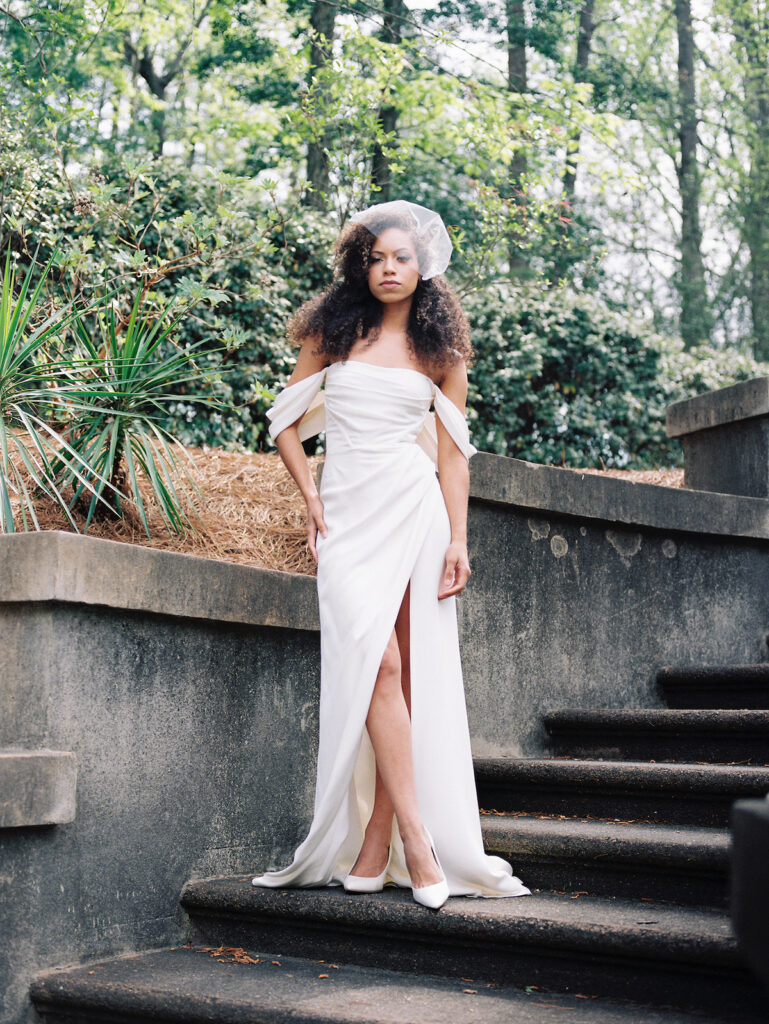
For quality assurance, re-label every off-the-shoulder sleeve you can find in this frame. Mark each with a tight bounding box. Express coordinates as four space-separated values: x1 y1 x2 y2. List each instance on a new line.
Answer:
265 367 327 444
415 384 478 465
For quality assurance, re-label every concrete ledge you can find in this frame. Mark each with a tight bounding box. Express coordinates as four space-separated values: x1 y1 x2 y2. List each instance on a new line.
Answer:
0 750 76 827
0 531 319 630
666 377 769 437
469 451 769 539
2 449 768 637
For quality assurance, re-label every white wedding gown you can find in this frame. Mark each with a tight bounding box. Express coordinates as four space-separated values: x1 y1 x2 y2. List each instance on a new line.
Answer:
252 358 530 898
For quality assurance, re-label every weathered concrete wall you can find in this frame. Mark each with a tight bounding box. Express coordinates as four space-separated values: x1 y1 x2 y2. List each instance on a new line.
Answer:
1 535 320 1024
461 454 769 756
2 452 769 1023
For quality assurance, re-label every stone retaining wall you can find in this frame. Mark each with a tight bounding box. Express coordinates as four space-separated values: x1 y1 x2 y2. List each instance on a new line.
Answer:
463 454 769 756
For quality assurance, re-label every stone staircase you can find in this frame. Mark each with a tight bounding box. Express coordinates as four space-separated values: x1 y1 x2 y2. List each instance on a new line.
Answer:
30 664 769 1024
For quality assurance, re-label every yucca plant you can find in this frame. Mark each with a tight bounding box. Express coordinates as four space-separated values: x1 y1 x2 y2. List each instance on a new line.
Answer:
57 289 226 537
0 248 116 533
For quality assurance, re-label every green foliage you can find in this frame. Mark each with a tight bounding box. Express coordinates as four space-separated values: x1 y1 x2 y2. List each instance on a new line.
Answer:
151 205 338 450
58 290 226 536
0 248 111 531
464 282 768 468
0 239 232 536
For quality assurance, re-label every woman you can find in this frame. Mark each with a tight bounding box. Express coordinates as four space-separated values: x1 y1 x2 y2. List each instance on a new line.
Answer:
252 200 529 908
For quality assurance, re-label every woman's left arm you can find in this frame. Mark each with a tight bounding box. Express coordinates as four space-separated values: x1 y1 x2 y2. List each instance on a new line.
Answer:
436 358 472 601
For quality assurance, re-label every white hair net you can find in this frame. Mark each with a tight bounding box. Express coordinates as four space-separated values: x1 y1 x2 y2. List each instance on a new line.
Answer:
349 200 452 280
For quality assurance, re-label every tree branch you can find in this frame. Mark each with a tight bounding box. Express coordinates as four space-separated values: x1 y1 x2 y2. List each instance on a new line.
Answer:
161 0 215 88
0 1 48 73
123 0 215 99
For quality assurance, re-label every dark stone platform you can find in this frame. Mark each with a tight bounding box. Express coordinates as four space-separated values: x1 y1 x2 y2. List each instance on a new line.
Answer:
31 946 739 1024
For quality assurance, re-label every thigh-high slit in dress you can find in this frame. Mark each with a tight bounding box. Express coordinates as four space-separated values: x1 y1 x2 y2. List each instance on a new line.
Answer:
251 358 530 898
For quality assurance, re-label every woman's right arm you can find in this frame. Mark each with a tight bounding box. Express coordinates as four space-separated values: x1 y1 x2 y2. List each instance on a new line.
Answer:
272 336 328 563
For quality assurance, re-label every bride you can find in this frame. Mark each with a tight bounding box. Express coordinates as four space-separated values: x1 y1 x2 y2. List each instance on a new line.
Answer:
251 200 529 909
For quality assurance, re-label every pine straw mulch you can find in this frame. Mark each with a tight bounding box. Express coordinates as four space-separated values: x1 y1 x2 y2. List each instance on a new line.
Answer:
569 465 684 489
11 447 684 577
13 446 323 577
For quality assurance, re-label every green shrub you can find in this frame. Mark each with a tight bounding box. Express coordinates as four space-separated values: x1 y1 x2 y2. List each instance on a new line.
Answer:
2 149 336 452
464 282 769 468
60 290 226 535
153 208 337 450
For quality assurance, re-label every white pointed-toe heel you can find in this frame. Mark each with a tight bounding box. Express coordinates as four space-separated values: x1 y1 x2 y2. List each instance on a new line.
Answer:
343 845 391 893
410 826 449 910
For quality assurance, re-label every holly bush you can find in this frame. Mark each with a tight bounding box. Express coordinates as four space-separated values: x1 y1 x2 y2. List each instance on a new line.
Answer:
464 282 768 469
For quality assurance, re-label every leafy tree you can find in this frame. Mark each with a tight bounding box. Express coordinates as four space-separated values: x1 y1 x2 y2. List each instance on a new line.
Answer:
726 0 769 360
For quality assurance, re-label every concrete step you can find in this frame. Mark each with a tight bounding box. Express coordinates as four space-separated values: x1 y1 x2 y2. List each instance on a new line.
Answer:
658 664 769 710
180 880 766 1018
30 946 746 1024
481 814 730 907
474 757 769 827
544 709 769 763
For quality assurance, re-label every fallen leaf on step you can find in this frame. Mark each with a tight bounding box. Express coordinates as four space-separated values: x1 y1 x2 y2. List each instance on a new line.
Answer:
462 989 477 994
319 974 329 978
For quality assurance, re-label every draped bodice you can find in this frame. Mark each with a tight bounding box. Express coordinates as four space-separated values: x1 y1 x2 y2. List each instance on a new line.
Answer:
323 361 434 456
265 359 477 465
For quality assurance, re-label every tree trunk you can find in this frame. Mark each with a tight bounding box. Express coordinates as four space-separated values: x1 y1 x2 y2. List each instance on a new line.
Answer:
675 0 711 347
150 97 167 158
746 88 769 360
733 8 769 360
563 0 595 201
371 0 404 202
553 0 595 282
304 0 336 210
507 0 526 93
506 0 528 274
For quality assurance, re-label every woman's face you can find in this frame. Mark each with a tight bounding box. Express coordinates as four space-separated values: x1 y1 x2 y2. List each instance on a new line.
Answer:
367 227 421 304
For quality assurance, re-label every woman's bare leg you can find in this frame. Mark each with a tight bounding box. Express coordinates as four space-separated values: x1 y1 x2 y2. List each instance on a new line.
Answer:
347 767 393 878
350 585 409 876
350 582 442 888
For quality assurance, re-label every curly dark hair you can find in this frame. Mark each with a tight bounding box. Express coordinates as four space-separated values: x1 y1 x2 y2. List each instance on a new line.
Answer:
286 221 473 374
